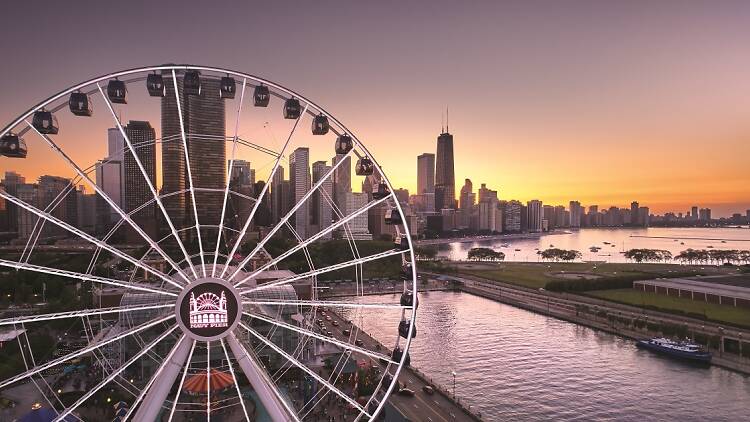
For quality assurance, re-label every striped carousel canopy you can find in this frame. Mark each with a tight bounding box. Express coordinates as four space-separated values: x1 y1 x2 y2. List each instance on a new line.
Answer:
183 369 234 394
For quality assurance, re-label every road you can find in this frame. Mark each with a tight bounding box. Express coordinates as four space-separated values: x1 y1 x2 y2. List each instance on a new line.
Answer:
319 309 480 422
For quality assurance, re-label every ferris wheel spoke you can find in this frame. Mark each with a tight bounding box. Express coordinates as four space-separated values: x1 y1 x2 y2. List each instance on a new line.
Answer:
212 78 247 277
171 70 207 278
24 121 192 286
239 249 408 295
243 312 398 364
242 299 409 310
234 196 387 287
0 314 174 390
219 104 310 279
219 338 251 421
97 83 199 281
0 259 176 297
126 333 190 421
0 194 180 293
53 327 180 422
0 303 173 326
229 147 353 283
238 321 371 418
167 339 196 422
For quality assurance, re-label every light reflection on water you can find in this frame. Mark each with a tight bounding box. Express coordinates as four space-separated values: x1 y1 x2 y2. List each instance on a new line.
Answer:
435 227 750 262
342 291 750 421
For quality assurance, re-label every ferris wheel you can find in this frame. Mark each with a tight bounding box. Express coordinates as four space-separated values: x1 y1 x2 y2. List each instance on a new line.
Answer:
0 65 418 421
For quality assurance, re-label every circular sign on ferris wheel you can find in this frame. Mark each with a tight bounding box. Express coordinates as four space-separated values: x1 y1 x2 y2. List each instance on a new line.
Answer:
175 278 242 341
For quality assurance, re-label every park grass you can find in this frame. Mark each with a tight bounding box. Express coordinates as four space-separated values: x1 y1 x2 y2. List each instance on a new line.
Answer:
456 261 731 290
587 288 750 328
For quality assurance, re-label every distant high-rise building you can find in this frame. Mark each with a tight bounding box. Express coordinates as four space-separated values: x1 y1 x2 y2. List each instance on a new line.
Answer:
639 207 650 227
691 206 699 220
502 200 522 232
459 179 474 228
16 183 38 239
417 152 435 198
77 185 96 234
107 128 125 162
311 161 333 240
38 175 77 238
123 121 157 242
569 201 582 228
394 188 410 205
230 160 253 186
699 208 711 222
630 201 640 226
527 200 543 232
271 167 285 223
543 205 555 230
435 130 455 210
162 72 226 236
332 154 352 219
290 148 311 239
1 171 25 234
95 159 122 233
346 192 372 240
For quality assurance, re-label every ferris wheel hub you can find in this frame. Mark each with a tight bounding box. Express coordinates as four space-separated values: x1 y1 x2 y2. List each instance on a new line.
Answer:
174 277 242 341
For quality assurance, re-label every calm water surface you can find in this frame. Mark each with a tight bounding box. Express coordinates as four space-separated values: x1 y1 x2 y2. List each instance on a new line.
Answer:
343 291 750 421
436 227 750 262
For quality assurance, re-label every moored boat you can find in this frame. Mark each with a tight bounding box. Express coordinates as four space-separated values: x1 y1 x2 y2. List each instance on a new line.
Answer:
636 337 711 363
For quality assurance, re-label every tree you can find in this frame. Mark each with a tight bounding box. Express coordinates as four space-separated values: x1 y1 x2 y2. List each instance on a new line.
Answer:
415 246 438 261
624 248 672 263
467 247 504 261
539 248 581 262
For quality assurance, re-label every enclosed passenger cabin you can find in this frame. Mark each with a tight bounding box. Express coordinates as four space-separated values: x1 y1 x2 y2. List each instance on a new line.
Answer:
335 134 353 155
68 92 92 116
183 71 201 95
400 290 417 309
394 235 409 251
384 208 401 225
220 76 236 99
146 73 165 97
400 263 413 281
392 347 411 366
398 320 416 339
32 110 59 135
312 114 329 135
283 98 301 119
0 133 27 158
372 182 390 200
254 84 270 107
355 157 374 176
107 79 127 104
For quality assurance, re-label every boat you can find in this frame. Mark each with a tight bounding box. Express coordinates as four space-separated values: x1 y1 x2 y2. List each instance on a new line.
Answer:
514 248 521 252
680 242 685 245
636 337 711 363
500 243 510 248
603 241 611 245
589 246 601 252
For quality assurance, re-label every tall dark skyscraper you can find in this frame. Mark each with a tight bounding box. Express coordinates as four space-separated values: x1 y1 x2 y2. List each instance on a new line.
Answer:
162 72 226 238
435 129 455 210
123 120 157 242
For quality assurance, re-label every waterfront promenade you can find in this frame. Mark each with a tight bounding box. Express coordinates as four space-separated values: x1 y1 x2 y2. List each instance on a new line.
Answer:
432 272 750 375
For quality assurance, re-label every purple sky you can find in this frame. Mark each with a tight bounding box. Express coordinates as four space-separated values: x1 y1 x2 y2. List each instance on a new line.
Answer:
1 1 750 216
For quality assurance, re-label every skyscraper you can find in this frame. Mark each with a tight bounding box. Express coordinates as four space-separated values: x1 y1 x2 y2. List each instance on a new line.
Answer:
459 179 474 228
435 131 455 210
162 72 226 236
1 171 25 235
527 199 543 233
16 183 38 239
271 167 286 223
311 161 333 240
630 201 640 226
123 121 157 242
417 153 435 195
332 154 351 218
569 201 583 228
230 160 253 186
290 148 311 239
38 175 77 238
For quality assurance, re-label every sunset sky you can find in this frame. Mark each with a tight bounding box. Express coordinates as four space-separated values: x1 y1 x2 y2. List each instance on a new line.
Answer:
1 1 749 216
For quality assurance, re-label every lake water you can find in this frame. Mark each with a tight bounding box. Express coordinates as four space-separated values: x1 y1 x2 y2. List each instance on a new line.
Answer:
435 227 750 262
342 291 750 421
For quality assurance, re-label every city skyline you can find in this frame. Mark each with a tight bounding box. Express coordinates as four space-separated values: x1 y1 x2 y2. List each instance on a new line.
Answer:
1 2 750 216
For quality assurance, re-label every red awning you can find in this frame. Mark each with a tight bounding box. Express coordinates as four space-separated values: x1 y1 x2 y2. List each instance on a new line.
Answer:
183 369 234 394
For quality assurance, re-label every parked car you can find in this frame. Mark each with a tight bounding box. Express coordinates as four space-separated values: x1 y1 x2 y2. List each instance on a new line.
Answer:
422 385 435 395
355 339 364 347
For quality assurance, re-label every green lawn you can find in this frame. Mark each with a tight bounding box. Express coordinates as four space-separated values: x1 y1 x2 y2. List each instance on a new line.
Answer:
456 262 729 290
587 289 750 328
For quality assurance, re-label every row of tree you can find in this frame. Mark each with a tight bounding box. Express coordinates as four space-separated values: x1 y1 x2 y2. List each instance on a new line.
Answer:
674 249 750 265
467 247 506 261
538 248 583 262
623 248 673 263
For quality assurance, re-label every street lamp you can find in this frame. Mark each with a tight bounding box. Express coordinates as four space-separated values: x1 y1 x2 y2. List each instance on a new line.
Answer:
451 370 457 399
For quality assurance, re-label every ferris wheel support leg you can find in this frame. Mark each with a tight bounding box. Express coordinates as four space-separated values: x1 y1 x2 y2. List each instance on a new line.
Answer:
131 337 192 422
226 332 297 422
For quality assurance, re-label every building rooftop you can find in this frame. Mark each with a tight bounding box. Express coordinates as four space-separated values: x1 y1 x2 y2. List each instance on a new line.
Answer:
635 277 750 300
